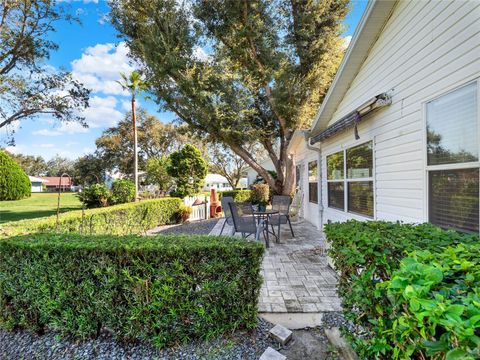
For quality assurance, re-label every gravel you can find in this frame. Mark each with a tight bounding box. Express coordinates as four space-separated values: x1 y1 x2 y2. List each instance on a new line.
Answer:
148 219 219 236
0 318 277 360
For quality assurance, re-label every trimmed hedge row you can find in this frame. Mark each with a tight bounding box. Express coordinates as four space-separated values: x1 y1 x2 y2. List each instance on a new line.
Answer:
325 220 479 359
218 190 252 203
0 233 264 347
0 198 183 237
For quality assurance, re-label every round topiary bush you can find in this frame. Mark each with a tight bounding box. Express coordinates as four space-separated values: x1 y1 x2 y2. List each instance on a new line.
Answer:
0 150 31 201
110 179 135 205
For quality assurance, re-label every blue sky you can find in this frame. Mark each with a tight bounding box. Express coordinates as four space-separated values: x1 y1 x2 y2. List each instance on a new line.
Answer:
3 0 368 160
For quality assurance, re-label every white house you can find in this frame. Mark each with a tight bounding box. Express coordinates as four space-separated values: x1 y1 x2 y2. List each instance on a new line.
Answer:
203 173 232 191
28 176 47 193
291 0 480 234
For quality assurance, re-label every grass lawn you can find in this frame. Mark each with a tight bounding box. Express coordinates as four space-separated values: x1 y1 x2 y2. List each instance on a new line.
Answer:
0 193 82 224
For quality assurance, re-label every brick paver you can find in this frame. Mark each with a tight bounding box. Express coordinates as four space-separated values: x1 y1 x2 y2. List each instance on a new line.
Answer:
210 219 342 313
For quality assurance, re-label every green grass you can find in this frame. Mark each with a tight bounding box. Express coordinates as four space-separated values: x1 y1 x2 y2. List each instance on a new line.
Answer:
0 192 82 223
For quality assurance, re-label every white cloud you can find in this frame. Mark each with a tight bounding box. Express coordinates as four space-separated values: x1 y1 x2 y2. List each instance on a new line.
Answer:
192 46 211 62
33 122 89 136
122 100 132 112
82 95 124 128
343 36 352 49
36 143 55 148
4 144 27 155
71 42 135 96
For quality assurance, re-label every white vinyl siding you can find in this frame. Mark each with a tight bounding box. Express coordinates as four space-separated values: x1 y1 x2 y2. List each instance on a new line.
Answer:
319 0 480 225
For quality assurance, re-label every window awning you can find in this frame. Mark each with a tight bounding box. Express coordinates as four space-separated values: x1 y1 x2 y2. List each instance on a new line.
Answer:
310 92 392 144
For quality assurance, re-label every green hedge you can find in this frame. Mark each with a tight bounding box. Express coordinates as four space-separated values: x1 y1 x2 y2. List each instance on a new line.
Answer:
0 150 31 201
325 220 479 359
0 233 264 347
0 198 182 237
219 190 252 203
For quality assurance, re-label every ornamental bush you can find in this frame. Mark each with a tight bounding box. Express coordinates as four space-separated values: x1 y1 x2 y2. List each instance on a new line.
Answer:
0 150 31 201
110 179 135 204
1 198 182 237
250 184 270 205
325 220 479 359
0 233 264 348
77 183 111 208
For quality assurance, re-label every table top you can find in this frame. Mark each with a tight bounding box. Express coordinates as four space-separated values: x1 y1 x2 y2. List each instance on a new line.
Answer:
253 209 279 215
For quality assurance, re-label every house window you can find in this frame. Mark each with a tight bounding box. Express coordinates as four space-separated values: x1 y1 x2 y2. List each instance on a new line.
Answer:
327 141 374 217
426 82 479 233
308 161 318 203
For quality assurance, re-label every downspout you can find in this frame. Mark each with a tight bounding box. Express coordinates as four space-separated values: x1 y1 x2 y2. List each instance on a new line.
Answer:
305 132 324 230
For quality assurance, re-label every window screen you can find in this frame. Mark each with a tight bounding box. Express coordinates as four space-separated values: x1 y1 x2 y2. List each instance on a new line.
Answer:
427 83 478 165
348 181 374 217
347 142 373 178
328 182 344 210
429 168 479 233
327 151 344 180
308 161 318 203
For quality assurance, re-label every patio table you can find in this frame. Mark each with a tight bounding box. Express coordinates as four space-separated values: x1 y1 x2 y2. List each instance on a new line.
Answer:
253 209 279 244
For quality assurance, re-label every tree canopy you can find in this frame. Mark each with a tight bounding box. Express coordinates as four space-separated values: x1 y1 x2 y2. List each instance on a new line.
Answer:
0 0 90 139
110 0 349 194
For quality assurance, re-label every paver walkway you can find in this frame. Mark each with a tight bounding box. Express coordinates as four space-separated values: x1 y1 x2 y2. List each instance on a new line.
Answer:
209 219 341 313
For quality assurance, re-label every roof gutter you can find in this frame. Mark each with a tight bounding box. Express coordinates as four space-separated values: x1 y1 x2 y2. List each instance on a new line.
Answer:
310 91 392 144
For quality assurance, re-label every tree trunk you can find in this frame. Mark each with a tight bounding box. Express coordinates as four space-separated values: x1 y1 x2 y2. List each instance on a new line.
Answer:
132 96 139 201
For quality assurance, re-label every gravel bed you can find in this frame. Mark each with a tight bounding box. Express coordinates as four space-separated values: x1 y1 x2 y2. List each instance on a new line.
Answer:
0 318 277 360
148 219 219 236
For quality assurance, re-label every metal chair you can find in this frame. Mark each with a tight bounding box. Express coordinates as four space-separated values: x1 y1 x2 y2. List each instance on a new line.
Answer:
219 196 235 235
229 202 269 247
270 195 295 240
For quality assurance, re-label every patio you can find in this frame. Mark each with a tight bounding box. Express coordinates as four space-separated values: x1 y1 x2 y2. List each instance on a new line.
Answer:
209 219 342 313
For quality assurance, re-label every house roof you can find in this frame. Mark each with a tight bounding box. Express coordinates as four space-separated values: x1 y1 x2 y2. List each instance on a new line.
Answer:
39 177 72 186
309 0 397 137
28 175 48 183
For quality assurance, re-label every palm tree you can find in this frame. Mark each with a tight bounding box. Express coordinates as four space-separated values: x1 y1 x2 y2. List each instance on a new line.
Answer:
116 71 149 201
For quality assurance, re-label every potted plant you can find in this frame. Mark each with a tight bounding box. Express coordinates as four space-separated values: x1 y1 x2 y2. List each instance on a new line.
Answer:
180 205 193 222
251 183 270 212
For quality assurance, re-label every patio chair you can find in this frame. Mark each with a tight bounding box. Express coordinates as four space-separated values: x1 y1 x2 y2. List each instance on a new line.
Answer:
219 196 235 235
229 202 269 247
270 195 295 240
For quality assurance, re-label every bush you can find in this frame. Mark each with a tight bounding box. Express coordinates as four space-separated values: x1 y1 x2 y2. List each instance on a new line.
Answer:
0 150 31 201
377 244 480 359
110 179 135 204
0 233 264 348
250 184 269 205
77 184 110 208
218 190 251 203
325 220 479 359
1 198 183 237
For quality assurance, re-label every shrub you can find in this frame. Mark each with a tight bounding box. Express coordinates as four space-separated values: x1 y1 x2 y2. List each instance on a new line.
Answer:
1 198 183 237
218 190 251 203
0 150 31 201
110 179 135 204
250 183 269 205
0 233 264 348
325 220 479 359
77 184 110 208
376 244 480 359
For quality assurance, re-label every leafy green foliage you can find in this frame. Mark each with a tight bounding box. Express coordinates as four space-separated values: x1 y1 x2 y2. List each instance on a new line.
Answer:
250 184 270 205
376 244 480 359
7 152 47 176
167 144 208 198
77 184 111 208
0 233 264 348
0 150 31 200
145 156 172 194
325 220 479 359
110 179 135 205
218 190 252 203
110 0 348 194
1 198 183 237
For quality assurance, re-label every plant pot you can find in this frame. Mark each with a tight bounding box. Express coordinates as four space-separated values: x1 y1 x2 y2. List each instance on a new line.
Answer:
258 204 267 212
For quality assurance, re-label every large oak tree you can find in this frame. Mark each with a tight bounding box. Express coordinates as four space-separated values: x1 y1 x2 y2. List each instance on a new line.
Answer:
110 0 349 195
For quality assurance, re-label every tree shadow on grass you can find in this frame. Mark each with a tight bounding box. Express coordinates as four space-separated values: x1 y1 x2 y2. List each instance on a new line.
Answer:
0 207 81 224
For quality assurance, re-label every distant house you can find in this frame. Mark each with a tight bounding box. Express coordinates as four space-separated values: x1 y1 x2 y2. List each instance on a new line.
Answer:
39 177 73 192
203 174 232 191
28 176 47 193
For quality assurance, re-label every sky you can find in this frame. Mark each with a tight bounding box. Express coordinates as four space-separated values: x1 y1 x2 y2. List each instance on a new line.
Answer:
2 0 368 161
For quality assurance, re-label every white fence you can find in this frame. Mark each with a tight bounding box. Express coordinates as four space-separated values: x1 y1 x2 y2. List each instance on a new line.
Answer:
183 195 211 221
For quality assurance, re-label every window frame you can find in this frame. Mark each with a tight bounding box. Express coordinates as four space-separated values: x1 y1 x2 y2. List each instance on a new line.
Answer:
308 160 318 204
423 80 480 233
326 140 375 219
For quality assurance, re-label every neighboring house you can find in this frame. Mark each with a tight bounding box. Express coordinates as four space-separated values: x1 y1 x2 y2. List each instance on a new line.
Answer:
28 176 47 193
291 0 480 234
203 174 233 191
245 157 276 186
39 177 73 192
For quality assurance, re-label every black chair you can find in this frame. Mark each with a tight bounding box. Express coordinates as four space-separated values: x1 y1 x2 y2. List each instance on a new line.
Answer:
270 195 295 240
219 196 235 235
229 202 269 247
